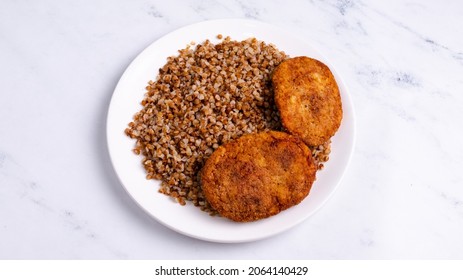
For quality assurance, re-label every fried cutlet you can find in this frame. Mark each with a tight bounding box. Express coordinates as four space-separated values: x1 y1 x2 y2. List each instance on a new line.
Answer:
200 131 317 222
272 56 343 146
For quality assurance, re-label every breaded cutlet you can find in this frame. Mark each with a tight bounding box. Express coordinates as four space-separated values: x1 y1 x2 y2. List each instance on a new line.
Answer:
272 56 343 146
200 131 317 222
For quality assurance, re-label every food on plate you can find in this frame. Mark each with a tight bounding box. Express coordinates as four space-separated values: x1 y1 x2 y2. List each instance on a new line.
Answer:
272 56 343 146
125 36 334 218
201 131 317 222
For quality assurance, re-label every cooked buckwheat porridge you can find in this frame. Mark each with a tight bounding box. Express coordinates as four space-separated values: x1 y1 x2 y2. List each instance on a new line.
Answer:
125 36 331 214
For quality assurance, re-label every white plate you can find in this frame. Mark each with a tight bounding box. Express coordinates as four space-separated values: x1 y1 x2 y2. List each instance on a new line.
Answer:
106 19 355 243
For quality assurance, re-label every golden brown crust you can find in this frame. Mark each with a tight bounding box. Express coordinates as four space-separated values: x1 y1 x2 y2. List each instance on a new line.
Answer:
272 56 343 146
200 131 317 222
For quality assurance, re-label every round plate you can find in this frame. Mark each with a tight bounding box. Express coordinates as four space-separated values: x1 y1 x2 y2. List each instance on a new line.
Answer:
106 19 355 243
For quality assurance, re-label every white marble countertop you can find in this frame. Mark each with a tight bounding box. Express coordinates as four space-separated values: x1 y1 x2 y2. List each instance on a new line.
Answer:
1 0 463 259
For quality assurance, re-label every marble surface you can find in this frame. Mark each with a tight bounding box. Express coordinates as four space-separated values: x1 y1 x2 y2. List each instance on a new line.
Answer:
1 0 462 259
